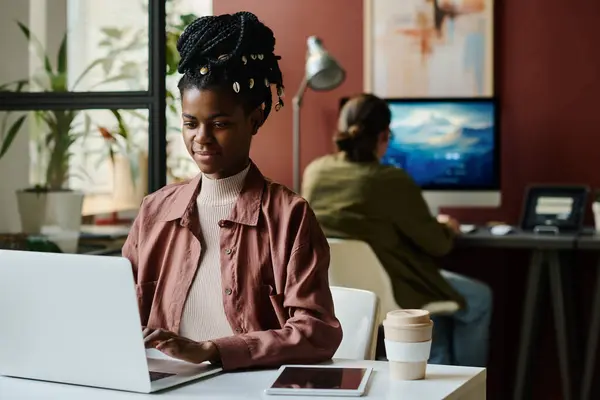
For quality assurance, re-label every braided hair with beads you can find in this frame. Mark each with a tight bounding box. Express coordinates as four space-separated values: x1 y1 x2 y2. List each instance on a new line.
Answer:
176 12 285 123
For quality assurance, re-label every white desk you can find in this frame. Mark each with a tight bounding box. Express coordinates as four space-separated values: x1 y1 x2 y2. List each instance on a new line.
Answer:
0 359 486 399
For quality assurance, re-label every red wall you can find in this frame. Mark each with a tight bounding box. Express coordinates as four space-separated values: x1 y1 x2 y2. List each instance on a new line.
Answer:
216 0 600 224
213 0 363 188
448 0 600 225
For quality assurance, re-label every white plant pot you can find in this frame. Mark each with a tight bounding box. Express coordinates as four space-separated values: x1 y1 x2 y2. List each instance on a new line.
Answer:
16 190 84 253
593 202 600 232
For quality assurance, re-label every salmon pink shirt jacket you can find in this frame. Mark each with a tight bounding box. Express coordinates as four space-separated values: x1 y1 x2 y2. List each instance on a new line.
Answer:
122 162 343 371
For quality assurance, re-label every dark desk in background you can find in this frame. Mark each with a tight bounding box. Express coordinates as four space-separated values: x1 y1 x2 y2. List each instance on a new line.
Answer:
456 229 578 400
77 225 130 256
574 234 600 400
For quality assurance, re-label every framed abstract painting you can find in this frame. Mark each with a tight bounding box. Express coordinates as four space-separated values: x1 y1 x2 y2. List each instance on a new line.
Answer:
364 0 494 98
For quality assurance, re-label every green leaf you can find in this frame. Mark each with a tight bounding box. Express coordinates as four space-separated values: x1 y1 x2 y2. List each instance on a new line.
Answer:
50 73 68 92
57 33 67 75
124 110 147 121
88 74 133 90
0 115 27 158
1 112 10 138
15 80 28 92
100 27 124 39
110 109 129 140
180 14 198 26
71 57 110 90
17 21 53 74
119 61 140 78
0 79 29 92
109 146 116 165
81 113 92 143
101 57 115 76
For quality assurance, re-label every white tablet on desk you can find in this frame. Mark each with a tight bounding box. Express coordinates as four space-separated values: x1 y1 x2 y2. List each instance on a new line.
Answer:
265 365 373 397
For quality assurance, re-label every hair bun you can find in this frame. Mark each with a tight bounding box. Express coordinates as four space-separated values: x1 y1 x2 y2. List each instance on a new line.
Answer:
347 124 362 138
333 131 354 152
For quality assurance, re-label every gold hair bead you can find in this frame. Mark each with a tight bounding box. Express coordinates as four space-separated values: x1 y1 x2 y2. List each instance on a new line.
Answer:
258 54 264 60
251 54 257 60
233 82 241 93
242 55 248 65
200 66 208 75
264 78 269 87
249 78 254 89
260 102 266 110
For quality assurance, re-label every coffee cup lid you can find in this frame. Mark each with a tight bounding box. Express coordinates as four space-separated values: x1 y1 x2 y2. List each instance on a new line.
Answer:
385 309 431 325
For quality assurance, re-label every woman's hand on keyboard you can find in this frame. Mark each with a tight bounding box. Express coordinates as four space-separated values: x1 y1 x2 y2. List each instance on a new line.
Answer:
143 327 220 364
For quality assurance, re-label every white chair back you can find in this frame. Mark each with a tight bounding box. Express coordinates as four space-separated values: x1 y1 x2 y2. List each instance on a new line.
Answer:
327 238 459 321
328 238 399 324
330 286 378 360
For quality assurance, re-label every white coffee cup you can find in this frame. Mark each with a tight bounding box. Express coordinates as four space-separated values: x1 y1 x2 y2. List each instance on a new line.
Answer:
383 309 433 380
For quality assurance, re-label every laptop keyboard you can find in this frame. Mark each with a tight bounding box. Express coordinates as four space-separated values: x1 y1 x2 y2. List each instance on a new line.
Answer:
149 371 176 381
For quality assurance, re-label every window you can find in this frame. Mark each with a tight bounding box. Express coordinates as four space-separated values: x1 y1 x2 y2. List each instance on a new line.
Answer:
0 0 166 220
0 0 149 93
0 0 214 226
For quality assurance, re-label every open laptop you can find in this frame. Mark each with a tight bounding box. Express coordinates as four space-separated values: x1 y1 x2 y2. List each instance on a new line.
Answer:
0 250 222 393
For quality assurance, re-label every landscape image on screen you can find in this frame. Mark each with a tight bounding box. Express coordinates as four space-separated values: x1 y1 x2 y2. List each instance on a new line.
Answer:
381 100 496 188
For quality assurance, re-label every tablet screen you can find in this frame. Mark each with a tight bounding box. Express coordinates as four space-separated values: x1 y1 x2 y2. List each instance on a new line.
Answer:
270 366 368 390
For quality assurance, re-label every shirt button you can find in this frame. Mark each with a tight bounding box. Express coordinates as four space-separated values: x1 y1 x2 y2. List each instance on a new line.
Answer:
235 328 242 333
218 220 228 227
225 288 233 295
224 248 232 255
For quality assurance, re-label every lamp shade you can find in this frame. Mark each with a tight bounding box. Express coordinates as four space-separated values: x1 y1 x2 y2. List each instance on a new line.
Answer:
304 36 345 91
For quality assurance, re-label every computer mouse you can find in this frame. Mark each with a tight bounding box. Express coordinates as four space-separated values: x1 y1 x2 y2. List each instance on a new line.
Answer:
490 224 513 236
459 224 477 234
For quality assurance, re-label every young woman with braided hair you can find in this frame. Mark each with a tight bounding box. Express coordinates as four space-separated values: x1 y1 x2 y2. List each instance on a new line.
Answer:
123 12 342 370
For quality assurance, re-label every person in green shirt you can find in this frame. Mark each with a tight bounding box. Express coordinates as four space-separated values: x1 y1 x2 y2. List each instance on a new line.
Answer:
302 94 492 367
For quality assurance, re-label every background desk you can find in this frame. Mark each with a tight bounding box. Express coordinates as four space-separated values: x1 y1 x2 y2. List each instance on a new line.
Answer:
456 229 578 400
574 234 600 400
0 360 486 400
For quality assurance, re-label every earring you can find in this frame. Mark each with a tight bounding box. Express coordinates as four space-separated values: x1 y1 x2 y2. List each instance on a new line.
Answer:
275 99 284 111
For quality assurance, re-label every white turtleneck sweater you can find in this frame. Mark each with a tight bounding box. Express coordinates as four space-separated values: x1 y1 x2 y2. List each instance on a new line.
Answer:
179 165 250 342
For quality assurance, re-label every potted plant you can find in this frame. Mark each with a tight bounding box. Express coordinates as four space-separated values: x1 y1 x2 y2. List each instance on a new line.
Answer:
0 22 138 252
